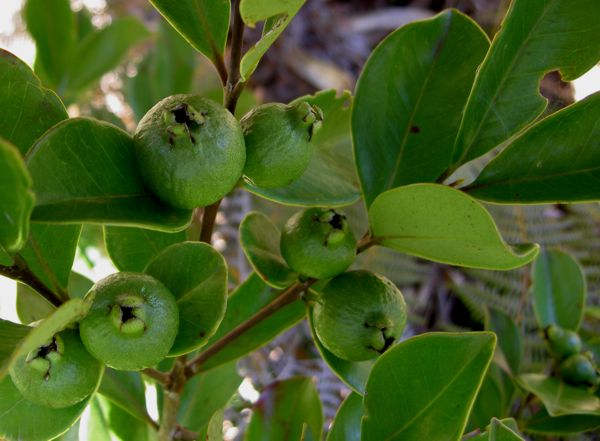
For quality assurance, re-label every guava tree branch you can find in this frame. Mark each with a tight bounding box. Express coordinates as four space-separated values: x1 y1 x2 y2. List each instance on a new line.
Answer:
0 255 65 307
224 0 246 112
199 199 222 243
158 356 188 441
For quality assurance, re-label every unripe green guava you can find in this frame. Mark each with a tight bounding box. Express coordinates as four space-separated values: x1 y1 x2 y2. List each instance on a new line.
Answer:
313 270 407 361
559 353 599 386
9 328 103 408
280 207 356 280
134 95 246 209
241 101 322 188
79 272 179 371
545 325 582 360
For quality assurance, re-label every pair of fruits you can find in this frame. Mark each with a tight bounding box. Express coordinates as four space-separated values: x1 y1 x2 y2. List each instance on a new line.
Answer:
134 95 322 209
9 273 180 409
279 207 407 361
545 325 599 387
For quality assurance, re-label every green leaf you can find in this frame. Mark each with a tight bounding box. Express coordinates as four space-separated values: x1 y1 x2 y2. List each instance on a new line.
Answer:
145 242 228 355
467 93 600 204
0 247 12 265
26 118 192 231
489 418 525 440
0 138 35 252
148 0 229 67
0 375 91 441
68 271 94 299
239 1 305 81
531 249 586 331
178 361 241 431
0 49 68 155
85 396 154 441
18 224 81 295
485 306 522 375
327 392 363 441
451 0 600 168
308 306 374 395
200 273 305 372
352 10 489 206
467 363 514 432
518 374 600 416
465 419 520 441
23 0 75 89
525 407 600 435
239 212 297 288
16 282 55 324
62 17 150 99
369 184 539 270
0 319 30 381
104 226 186 272
246 377 323 441
99 368 151 425
246 90 360 207
362 332 496 441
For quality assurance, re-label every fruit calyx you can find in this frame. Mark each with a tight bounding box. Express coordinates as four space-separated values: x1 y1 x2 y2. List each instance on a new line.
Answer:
25 335 64 380
364 315 396 354
110 294 147 336
316 209 349 246
164 102 205 148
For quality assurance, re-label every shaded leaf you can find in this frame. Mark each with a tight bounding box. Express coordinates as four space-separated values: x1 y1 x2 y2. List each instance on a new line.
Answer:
145 242 227 355
369 184 539 270
246 377 322 441
452 0 600 167
352 10 489 206
99 368 151 425
0 49 68 155
531 249 586 331
467 363 514 432
246 90 360 207
327 392 362 441
362 332 496 441
0 138 35 252
525 407 600 435
467 93 600 203
489 418 525 441
26 118 192 231
85 396 154 441
239 212 297 288
0 319 30 381
485 306 522 375
16 282 55 324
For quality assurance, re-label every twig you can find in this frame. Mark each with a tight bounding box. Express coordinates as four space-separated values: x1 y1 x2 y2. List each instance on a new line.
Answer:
142 368 171 386
185 279 316 377
199 199 222 243
0 255 66 307
158 356 188 441
224 0 246 112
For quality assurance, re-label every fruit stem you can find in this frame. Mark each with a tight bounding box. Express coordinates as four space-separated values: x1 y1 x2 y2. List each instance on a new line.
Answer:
224 0 246 113
142 367 171 386
158 355 188 441
184 279 316 377
199 199 222 243
0 255 67 306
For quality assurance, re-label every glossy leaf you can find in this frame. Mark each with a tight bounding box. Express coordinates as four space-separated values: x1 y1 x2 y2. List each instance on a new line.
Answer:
23 0 75 88
145 242 227 355
0 375 92 441
352 10 489 206
239 212 297 288
518 374 600 416
0 138 35 252
99 369 150 425
369 184 539 270
178 361 241 431
531 249 586 331
467 93 600 203
239 1 305 80
362 332 496 441
0 49 68 155
246 90 360 207
327 392 362 441
308 306 374 394
0 319 30 381
16 282 55 324
452 0 600 167
525 407 600 435
62 17 150 99
200 273 305 372
489 418 525 441
104 226 186 272
246 377 323 441
19 224 81 295
26 117 192 231
485 306 522 375
148 0 229 66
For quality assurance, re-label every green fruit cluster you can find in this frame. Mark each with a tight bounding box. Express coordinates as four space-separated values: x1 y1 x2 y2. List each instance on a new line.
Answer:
545 325 599 386
313 270 407 362
280 207 356 280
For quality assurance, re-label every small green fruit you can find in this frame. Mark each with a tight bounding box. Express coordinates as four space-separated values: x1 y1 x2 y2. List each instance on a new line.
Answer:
280 207 356 280
545 325 582 360
313 270 407 361
559 353 599 386
134 94 246 209
9 329 103 408
79 272 179 371
241 101 322 188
